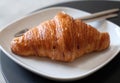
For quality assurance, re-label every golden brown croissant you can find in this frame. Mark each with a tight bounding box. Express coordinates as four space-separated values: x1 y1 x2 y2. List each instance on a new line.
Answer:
11 12 110 62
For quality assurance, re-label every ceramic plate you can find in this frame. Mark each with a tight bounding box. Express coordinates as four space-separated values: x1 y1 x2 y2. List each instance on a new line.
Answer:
0 7 120 81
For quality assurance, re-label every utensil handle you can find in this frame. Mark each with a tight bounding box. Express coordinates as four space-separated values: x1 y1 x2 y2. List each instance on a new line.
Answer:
76 8 120 22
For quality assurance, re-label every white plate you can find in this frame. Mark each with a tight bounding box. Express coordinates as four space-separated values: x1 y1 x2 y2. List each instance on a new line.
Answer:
0 7 120 81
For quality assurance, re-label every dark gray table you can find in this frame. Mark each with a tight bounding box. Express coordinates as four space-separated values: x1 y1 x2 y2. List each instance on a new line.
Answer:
0 1 120 83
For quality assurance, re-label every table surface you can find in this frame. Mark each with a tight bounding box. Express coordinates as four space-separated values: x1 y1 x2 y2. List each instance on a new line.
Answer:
0 0 74 31
0 1 120 83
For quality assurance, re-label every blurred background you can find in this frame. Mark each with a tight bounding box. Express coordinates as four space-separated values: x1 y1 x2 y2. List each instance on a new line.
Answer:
0 0 74 30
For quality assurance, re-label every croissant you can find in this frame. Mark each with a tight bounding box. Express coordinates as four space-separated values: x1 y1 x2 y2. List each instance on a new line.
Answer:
11 12 110 62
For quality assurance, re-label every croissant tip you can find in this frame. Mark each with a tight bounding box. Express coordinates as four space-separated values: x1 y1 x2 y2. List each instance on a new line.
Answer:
56 11 69 16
